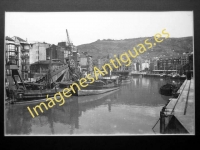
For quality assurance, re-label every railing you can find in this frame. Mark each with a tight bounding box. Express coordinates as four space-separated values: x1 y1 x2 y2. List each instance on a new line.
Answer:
21 49 29 52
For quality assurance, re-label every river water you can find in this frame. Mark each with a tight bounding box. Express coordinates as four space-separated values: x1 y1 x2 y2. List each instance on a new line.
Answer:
5 76 178 135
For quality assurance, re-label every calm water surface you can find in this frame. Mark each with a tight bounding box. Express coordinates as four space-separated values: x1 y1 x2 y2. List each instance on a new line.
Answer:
5 76 176 135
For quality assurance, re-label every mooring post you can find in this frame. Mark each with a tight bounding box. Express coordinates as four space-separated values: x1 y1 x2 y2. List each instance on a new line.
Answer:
160 106 166 134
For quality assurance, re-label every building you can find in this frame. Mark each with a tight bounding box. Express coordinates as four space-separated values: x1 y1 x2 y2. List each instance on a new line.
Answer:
57 41 81 80
5 36 21 94
12 36 31 80
180 55 189 66
157 55 190 71
153 59 159 70
135 61 141 71
5 36 20 66
29 42 50 65
46 44 57 60
87 55 93 74
57 42 71 64
79 55 88 76
141 60 150 71
97 58 101 69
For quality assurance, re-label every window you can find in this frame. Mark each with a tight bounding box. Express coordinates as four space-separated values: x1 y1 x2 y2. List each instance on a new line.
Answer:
8 44 15 50
25 74 28 79
24 45 29 50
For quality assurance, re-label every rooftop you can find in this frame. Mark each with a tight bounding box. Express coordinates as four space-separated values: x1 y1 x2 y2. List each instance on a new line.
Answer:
31 60 64 65
15 36 26 42
6 36 14 41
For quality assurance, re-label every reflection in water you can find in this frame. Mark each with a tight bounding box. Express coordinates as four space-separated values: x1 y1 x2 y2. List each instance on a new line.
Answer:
6 77 177 135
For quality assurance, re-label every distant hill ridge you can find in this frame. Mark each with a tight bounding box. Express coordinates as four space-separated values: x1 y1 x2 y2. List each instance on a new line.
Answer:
77 37 193 61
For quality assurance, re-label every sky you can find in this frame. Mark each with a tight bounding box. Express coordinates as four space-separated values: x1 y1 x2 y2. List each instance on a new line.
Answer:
5 11 193 46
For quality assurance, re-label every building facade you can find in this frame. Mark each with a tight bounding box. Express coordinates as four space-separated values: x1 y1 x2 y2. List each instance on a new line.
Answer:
5 37 20 66
57 42 70 64
157 56 189 71
12 36 30 80
46 44 57 60
5 36 21 92
87 56 93 74
29 42 50 65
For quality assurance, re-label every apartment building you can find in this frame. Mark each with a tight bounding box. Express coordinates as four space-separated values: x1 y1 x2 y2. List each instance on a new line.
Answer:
12 36 30 80
29 42 50 64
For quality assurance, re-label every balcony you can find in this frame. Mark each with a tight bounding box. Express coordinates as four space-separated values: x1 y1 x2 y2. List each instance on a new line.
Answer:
21 61 29 65
21 54 29 59
21 69 29 72
21 49 29 53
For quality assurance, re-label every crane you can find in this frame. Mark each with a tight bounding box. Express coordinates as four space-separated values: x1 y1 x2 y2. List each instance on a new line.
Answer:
66 29 72 47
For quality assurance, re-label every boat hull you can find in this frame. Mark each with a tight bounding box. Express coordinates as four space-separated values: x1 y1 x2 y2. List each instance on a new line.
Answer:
75 86 120 96
77 89 119 103
121 79 131 84
160 74 167 78
12 88 66 102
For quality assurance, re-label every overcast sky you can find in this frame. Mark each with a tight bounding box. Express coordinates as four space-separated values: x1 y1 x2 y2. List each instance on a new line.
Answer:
5 11 193 46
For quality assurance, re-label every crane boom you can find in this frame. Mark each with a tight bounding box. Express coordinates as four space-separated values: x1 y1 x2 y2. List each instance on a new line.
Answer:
66 29 71 46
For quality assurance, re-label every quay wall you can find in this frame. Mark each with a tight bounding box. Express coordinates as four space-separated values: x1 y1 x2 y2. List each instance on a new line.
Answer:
159 78 194 134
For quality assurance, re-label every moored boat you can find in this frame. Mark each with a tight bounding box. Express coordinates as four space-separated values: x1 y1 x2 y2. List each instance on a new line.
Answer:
6 82 72 103
76 85 120 96
166 73 172 77
121 75 132 84
180 74 186 80
72 79 120 96
77 89 119 103
160 73 167 77
159 83 175 96
171 73 180 79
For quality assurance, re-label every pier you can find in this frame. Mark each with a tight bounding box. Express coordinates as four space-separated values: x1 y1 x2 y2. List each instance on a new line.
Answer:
160 78 194 134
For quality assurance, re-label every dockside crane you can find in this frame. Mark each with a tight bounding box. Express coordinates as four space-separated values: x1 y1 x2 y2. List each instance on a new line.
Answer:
66 29 73 51
65 29 81 81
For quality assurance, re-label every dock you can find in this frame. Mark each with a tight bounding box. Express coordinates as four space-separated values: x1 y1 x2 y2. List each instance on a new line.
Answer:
160 78 195 134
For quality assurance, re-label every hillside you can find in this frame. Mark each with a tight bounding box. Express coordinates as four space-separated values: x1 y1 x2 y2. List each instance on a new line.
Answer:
77 37 193 62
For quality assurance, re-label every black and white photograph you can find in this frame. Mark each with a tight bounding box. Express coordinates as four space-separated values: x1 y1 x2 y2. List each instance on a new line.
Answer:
4 11 194 135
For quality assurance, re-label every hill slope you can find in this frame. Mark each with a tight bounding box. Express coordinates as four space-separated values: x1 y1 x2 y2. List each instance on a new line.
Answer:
77 37 193 61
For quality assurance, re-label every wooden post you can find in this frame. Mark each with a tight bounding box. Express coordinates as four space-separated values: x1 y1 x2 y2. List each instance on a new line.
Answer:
160 107 166 134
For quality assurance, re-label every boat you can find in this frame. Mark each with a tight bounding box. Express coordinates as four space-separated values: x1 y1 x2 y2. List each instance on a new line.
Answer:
14 88 65 101
76 85 120 96
160 80 182 96
171 73 180 79
6 82 72 103
77 89 119 104
121 75 132 84
171 65 180 79
159 83 175 96
72 79 120 96
180 74 186 80
5 63 73 103
160 73 167 77
166 73 172 77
